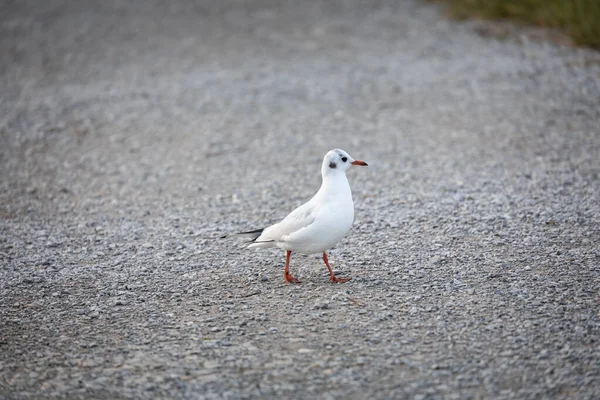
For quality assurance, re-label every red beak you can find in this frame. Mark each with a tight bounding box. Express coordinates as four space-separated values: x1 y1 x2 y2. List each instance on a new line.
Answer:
351 160 368 166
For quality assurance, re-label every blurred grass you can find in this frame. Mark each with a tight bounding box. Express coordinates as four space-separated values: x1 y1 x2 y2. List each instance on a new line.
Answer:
434 0 600 49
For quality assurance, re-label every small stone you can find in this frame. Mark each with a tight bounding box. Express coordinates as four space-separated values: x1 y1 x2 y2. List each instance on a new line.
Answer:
314 302 330 310
204 360 220 369
430 255 442 265
452 192 465 202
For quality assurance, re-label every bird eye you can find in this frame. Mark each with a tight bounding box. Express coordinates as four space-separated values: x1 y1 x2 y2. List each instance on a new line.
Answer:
341 157 348 162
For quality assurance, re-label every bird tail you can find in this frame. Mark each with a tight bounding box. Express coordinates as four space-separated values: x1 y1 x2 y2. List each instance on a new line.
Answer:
247 240 276 249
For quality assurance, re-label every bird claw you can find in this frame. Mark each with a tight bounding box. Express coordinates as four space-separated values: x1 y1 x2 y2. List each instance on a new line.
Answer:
284 274 301 284
330 276 351 283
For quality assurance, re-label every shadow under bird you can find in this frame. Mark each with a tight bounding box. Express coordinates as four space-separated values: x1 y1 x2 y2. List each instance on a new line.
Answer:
228 149 368 283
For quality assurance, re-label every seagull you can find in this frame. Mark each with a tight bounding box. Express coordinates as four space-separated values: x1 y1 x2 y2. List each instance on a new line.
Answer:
235 149 368 284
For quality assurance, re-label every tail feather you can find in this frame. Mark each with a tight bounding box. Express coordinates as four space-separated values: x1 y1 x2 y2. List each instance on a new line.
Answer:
248 240 276 249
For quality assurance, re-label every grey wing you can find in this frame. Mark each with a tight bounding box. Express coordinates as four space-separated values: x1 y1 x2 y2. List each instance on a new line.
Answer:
256 201 319 242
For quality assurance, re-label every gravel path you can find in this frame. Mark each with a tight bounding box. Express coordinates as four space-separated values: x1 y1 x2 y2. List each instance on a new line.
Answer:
1 0 599 398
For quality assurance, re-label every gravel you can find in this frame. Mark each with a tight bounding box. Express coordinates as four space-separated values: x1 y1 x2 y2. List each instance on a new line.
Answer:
1 0 599 399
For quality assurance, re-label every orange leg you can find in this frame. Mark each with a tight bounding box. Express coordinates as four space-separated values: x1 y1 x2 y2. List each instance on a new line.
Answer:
323 252 351 283
284 250 301 284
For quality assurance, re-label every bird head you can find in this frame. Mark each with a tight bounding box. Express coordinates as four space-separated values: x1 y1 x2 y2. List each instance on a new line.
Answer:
321 149 368 176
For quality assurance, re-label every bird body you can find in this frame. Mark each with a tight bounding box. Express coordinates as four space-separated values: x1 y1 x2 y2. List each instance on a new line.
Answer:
239 149 368 283
248 168 354 254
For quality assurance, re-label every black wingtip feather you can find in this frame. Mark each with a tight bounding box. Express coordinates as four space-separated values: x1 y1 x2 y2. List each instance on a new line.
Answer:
241 228 264 242
238 228 264 236
220 228 265 241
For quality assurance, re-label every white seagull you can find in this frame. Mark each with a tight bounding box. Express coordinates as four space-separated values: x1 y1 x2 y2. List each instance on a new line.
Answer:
236 149 368 284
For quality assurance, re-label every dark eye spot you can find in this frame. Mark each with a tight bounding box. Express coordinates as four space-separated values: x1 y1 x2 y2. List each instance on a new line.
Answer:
329 162 337 169
341 157 348 162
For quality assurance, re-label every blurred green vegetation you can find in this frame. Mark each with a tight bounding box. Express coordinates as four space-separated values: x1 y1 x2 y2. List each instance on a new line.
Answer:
435 0 600 49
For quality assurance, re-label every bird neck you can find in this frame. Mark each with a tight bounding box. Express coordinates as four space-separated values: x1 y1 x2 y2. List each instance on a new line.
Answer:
316 171 351 201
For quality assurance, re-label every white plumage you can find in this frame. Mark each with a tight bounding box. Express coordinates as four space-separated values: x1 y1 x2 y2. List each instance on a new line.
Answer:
242 148 368 283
